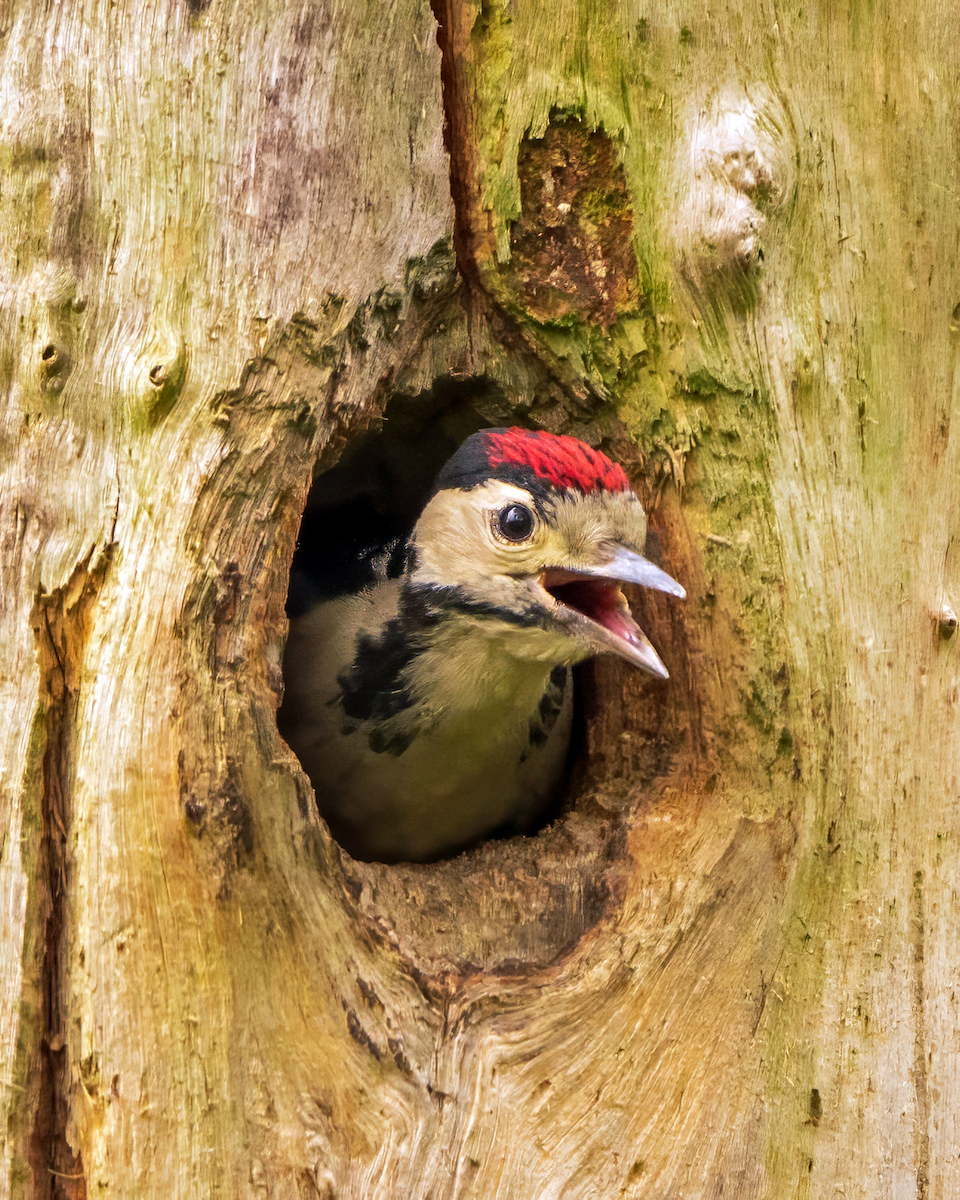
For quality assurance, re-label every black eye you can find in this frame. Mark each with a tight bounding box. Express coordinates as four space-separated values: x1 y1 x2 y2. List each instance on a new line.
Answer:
497 504 535 542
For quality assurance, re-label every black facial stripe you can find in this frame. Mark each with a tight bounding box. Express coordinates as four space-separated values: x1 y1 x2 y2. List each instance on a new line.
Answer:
408 582 545 629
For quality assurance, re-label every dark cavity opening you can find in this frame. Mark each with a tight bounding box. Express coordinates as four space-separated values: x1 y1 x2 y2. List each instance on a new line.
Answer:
286 377 501 619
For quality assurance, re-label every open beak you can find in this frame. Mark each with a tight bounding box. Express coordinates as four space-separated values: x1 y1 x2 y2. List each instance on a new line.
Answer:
535 549 685 679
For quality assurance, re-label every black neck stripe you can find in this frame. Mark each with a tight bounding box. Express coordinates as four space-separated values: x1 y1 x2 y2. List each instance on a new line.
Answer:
408 582 544 629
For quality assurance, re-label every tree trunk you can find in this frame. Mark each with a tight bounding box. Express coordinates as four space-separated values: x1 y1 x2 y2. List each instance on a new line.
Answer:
1 0 957 1195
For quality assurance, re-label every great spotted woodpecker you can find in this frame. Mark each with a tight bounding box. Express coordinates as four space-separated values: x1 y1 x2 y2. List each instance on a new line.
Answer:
280 428 684 863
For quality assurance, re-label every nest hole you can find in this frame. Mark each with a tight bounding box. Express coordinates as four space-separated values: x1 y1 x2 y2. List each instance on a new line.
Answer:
280 378 687 971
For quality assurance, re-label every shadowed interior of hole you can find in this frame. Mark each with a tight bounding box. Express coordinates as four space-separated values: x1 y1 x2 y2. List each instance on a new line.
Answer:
288 378 503 617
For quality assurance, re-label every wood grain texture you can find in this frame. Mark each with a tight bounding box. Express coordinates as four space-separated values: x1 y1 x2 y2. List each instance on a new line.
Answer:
1 0 959 1196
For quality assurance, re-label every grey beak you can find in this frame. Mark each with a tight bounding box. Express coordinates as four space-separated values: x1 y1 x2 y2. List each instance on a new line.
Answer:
535 546 684 680
601 547 686 599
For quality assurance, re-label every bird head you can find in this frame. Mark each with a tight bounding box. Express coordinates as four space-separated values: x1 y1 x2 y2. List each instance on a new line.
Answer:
408 428 685 678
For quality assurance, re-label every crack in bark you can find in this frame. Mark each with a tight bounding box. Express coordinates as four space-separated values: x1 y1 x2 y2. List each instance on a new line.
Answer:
429 0 484 291
28 548 114 1200
425 1 631 424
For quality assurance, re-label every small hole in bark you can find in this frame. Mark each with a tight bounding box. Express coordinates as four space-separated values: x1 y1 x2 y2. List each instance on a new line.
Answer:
184 797 205 824
40 343 70 388
149 363 168 387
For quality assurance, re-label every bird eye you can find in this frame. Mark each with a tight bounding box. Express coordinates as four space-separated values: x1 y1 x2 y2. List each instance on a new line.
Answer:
496 504 535 542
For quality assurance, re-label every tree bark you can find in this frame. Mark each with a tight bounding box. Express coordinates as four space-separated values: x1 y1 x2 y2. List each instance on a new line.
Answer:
1 0 958 1196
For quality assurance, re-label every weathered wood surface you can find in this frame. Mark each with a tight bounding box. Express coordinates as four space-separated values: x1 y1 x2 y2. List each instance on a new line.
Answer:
1 0 959 1196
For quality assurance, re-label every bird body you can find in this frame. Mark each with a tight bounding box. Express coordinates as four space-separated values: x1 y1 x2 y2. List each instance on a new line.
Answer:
282 579 573 862
280 428 684 863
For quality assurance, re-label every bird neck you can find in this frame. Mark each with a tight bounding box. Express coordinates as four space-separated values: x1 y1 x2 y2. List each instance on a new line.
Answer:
336 579 562 750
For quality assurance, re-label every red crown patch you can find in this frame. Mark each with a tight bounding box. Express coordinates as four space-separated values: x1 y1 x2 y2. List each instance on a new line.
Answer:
484 428 631 494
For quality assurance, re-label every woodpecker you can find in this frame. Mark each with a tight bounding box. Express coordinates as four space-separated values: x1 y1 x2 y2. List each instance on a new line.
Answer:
280 427 685 863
